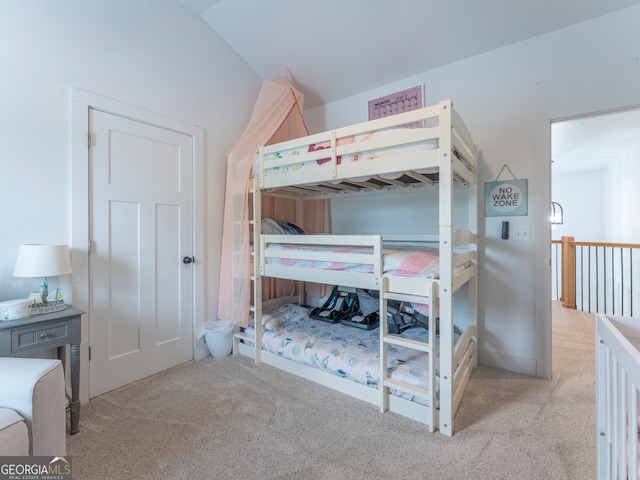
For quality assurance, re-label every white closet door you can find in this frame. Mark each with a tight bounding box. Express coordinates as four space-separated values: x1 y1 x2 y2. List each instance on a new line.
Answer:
89 108 194 397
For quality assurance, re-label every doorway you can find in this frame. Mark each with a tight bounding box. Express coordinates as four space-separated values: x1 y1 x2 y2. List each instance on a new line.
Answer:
71 89 205 403
551 107 640 315
88 109 194 397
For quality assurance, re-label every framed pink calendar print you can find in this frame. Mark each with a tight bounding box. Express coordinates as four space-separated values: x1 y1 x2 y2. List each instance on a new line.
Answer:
368 85 423 127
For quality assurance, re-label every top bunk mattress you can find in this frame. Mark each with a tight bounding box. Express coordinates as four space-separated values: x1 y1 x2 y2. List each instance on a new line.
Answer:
252 100 478 196
253 127 441 182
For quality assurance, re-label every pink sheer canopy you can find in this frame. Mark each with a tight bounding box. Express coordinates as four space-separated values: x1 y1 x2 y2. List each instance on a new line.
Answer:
217 79 329 327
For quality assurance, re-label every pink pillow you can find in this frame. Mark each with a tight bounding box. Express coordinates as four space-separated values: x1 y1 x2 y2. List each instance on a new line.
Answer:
309 142 342 166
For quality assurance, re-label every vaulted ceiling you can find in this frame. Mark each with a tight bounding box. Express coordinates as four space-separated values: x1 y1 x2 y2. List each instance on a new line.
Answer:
177 0 640 173
177 0 640 109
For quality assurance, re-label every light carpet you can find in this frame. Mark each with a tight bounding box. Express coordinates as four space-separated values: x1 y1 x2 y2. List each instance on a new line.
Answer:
67 302 595 479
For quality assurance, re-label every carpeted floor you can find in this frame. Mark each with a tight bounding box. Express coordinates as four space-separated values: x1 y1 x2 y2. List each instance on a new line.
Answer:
67 302 596 479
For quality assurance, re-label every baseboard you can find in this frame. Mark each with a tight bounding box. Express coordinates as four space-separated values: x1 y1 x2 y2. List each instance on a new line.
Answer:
478 347 537 377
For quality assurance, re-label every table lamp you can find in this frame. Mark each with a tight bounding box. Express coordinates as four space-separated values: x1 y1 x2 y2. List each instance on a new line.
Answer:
13 244 72 303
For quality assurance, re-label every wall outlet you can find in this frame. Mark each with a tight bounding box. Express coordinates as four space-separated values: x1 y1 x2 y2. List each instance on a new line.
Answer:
513 226 531 242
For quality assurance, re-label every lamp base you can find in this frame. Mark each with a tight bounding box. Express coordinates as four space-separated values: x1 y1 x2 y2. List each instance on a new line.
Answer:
39 279 48 303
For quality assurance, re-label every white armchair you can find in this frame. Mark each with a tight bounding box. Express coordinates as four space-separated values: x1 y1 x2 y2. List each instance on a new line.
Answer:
0 358 66 456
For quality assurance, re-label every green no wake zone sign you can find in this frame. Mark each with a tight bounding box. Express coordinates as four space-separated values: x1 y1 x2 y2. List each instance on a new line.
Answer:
485 179 528 217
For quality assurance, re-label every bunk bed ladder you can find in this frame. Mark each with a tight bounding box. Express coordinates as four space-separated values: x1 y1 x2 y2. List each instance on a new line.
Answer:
232 177 262 360
379 277 438 432
234 178 306 361
252 177 263 363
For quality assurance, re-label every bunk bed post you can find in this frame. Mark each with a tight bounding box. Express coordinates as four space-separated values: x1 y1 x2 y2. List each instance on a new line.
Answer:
428 282 438 431
468 153 479 370
295 196 304 305
253 176 263 363
438 99 455 436
379 276 390 414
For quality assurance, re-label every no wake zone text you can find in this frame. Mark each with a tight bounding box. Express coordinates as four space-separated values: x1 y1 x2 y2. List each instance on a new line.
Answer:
491 186 521 207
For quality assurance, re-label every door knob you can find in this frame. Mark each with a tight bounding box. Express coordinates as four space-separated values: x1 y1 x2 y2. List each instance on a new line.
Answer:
183 256 194 264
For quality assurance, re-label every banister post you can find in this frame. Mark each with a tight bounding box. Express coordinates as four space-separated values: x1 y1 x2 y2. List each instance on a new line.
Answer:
561 236 576 309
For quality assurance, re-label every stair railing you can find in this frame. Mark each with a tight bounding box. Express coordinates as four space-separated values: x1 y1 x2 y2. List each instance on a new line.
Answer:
552 236 640 317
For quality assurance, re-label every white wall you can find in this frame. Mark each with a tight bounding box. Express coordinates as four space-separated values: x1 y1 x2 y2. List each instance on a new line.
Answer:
552 122 640 244
305 5 640 377
552 169 607 241
615 144 640 242
331 188 472 235
0 1 262 395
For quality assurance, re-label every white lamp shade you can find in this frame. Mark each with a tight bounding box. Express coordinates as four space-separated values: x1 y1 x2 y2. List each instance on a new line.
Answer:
13 244 72 278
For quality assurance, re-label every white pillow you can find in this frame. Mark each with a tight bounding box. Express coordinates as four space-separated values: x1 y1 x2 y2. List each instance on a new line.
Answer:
262 304 310 331
261 218 288 235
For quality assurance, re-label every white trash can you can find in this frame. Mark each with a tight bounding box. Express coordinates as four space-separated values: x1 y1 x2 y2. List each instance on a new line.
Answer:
201 320 233 357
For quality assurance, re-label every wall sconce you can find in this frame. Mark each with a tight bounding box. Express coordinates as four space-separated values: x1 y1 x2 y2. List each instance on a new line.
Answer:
551 202 564 225
13 244 72 303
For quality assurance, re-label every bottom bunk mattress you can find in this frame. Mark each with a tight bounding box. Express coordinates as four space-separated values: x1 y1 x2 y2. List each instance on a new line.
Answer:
246 303 459 406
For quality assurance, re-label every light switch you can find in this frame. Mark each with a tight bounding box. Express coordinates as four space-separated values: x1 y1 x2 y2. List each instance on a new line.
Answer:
513 226 531 242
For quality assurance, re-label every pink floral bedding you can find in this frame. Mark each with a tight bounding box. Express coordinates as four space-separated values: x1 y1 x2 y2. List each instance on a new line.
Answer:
264 243 441 279
264 243 472 317
252 127 438 180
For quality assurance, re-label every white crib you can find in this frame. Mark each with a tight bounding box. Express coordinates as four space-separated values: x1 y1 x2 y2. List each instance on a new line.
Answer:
596 313 640 480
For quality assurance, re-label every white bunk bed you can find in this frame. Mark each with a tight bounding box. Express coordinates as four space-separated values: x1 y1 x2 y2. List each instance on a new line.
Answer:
596 313 640 479
234 99 478 436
